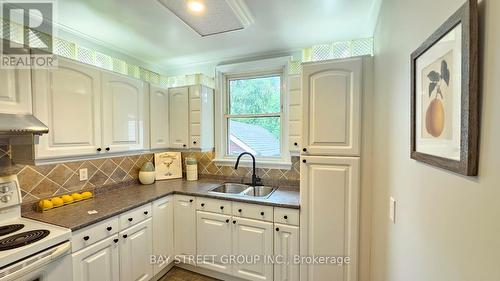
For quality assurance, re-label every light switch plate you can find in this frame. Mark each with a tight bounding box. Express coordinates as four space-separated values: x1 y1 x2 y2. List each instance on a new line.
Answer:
389 197 396 223
79 168 88 181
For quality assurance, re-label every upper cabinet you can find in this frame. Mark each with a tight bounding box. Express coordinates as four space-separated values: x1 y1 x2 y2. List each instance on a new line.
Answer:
33 58 102 158
288 75 302 154
0 51 32 114
302 58 362 156
169 85 214 151
150 84 170 150
101 72 148 153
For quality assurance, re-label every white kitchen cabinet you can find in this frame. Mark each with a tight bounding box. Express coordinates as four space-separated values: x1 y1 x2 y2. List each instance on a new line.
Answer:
32 58 102 158
72 235 120 281
302 58 362 156
188 85 214 150
174 195 197 260
150 84 170 150
152 196 174 275
0 66 32 114
102 71 148 153
300 156 360 281
288 75 302 154
119 218 154 281
274 224 299 281
232 217 274 281
169 87 190 149
196 211 232 274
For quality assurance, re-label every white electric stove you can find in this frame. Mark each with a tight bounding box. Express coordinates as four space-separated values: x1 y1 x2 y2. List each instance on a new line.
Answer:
0 175 71 281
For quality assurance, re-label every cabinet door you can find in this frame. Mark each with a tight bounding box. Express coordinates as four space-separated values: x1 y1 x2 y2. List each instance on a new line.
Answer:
150 84 170 149
274 224 299 281
196 211 232 274
102 72 147 153
33 58 102 158
302 58 362 156
0 47 32 114
119 218 153 281
300 156 360 281
72 235 120 281
288 75 302 154
169 87 189 149
173 195 196 260
232 217 273 281
152 196 174 275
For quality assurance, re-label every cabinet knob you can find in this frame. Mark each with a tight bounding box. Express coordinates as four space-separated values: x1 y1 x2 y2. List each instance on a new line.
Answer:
201 203 205 207
193 141 197 144
284 215 288 219
220 206 224 210
260 212 265 216
276 227 280 232
105 147 110 151
106 226 112 231
238 209 242 213
144 211 149 215
113 239 119 243
183 144 187 148
83 236 90 241
189 199 194 203
233 220 237 224
302 148 307 152
128 217 133 222
294 142 298 146
226 219 230 223
302 159 307 163
97 148 102 152
122 234 128 239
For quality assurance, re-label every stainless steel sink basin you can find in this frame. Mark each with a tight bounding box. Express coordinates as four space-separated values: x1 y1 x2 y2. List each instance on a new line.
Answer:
209 183 277 198
210 183 250 194
243 186 276 198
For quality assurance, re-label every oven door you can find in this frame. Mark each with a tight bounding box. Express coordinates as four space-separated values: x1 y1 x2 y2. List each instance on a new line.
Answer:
0 241 72 281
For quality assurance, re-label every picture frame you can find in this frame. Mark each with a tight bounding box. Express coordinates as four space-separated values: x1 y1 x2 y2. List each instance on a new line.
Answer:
154 152 183 180
410 0 479 176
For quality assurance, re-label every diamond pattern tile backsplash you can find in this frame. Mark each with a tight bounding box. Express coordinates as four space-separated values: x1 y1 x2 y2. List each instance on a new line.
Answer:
0 145 299 204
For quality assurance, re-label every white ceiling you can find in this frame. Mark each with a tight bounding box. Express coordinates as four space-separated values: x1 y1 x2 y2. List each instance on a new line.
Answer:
55 0 382 73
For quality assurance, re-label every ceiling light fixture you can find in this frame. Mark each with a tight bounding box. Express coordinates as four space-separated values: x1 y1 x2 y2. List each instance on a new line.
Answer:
187 1 205 13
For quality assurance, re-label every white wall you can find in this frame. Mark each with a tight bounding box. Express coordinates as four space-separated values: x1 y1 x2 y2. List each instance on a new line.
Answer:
371 0 500 280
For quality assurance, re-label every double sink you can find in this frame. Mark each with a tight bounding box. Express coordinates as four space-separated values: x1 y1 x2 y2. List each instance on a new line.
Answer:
209 183 276 198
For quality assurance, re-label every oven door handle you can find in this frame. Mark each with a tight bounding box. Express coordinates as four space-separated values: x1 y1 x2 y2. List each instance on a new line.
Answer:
0 241 71 281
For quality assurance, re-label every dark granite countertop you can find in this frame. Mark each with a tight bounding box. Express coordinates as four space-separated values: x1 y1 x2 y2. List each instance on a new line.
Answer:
22 178 300 231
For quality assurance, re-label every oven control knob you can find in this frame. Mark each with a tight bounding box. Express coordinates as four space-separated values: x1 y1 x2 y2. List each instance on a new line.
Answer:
1 195 11 203
0 184 10 193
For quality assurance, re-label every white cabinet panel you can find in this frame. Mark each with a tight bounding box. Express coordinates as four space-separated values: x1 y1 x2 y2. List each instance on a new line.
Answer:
153 196 174 275
72 235 120 281
0 66 32 114
274 224 299 281
196 211 232 274
33 58 102 158
174 195 196 259
119 218 153 281
169 87 189 149
102 72 147 153
302 58 362 156
300 156 360 281
150 84 170 150
232 217 273 281
288 75 302 154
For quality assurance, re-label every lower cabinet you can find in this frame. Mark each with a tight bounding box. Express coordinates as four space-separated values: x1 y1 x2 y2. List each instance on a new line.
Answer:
274 224 300 281
174 195 197 260
196 211 232 273
72 235 120 281
119 218 154 281
153 196 174 276
232 217 274 281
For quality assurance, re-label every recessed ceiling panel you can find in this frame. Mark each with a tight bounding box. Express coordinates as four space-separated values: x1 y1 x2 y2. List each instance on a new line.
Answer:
158 0 253 37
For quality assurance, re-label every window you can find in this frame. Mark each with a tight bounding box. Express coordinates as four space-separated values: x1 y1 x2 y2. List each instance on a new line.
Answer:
227 74 282 157
215 57 291 169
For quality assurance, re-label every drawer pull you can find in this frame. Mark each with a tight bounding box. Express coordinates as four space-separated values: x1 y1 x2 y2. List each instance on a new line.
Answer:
260 212 265 216
107 226 112 231
96 148 102 152
113 239 119 243
238 209 242 213
284 215 288 219
226 219 230 223
220 206 224 210
201 203 205 207
302 159 307 163
276 227 280 232
83 236 90 241
302 148 307 152
294 142 298 146
189 199 194 203
233 220 237 224
193 141 197 144
128 218 133 222
144 211 149 215
122 234 128 239
105 147 110 151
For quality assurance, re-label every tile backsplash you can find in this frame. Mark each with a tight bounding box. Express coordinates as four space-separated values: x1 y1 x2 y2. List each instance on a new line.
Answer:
0 145 299 203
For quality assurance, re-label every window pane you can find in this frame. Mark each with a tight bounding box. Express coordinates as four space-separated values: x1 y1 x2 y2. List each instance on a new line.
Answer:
228 117 281 157
229 76 281 114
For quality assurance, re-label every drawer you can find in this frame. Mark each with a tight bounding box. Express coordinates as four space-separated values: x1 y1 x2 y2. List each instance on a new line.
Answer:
232 202 274 222
274 207 299 226
196 197 232 215
119 203 152 231
71 217 119 252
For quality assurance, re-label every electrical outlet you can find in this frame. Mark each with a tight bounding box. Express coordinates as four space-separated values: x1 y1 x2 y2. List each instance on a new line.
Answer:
389 197 396 223
79 168 88 181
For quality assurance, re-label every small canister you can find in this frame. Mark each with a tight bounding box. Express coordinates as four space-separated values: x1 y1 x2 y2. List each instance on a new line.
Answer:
185 157 198 181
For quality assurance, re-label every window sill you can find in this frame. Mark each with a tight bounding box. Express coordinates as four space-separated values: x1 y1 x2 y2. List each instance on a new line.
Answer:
213 158 293 170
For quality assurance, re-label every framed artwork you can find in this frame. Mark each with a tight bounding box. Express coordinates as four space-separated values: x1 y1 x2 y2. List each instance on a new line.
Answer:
410 0 479 176
154 152 182 180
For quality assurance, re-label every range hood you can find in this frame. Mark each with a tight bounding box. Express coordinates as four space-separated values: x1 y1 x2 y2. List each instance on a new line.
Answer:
0 113 49 165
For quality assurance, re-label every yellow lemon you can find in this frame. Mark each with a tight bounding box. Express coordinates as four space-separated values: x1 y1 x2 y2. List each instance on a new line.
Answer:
61 195 74 204
51 197 64 207
38 199 53 210
81 191 93 199
71 193 83 201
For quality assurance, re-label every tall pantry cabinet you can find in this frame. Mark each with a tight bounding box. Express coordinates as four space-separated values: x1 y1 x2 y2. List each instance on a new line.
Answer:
300 57 365 281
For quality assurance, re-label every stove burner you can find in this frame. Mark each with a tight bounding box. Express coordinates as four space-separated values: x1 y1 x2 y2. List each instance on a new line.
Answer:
0 224 25 236
0 230 50 251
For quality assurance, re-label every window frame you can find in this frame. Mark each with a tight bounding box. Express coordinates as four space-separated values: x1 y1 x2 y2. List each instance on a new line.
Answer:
214 57 291 169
